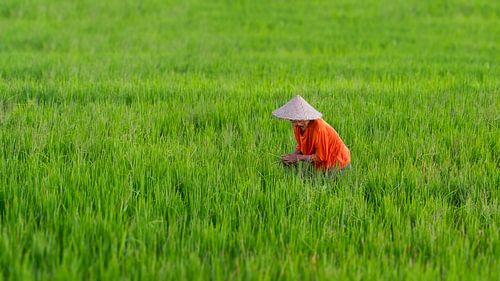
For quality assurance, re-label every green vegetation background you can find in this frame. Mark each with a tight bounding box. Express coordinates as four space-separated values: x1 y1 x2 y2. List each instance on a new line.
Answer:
0 0 498 280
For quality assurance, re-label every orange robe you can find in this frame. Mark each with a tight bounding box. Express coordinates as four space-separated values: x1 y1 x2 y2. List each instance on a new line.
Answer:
294 119 351 170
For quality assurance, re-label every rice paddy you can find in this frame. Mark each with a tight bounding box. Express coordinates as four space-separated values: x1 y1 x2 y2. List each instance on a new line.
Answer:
0 0 499 280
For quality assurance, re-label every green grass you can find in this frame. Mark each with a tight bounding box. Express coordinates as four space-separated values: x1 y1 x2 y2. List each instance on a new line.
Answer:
0 0 499 280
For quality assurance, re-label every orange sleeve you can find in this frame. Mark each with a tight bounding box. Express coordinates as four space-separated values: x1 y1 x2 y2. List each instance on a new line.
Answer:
314 126 347 169
293 127 301 152
314 128 332 164
303 120 350 169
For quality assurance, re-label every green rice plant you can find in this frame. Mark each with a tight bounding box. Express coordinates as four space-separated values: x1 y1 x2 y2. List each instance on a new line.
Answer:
0 0 498 280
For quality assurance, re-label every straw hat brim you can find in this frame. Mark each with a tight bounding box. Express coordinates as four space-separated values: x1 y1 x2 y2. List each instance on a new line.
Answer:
272 95 322 121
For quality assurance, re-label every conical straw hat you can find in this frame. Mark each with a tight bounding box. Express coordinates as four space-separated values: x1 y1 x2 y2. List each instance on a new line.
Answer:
272 95 322 121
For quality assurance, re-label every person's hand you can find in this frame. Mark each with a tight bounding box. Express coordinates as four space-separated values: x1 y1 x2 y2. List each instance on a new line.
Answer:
281 153 298 165
308 154 318 162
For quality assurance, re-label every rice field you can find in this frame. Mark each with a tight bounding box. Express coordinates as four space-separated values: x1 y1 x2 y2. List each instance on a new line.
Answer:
0 0 499 280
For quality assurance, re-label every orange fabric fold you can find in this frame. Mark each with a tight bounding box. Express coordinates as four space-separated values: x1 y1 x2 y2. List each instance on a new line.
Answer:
294 119 351 170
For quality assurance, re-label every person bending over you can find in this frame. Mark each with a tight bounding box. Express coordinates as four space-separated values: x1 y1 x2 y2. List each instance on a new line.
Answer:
272 95 351 172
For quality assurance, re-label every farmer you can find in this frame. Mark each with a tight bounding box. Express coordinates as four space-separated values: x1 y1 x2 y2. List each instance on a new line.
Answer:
272 95 351 173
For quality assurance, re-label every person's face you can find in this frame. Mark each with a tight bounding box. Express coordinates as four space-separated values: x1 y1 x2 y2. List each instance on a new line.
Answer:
291 120 310 130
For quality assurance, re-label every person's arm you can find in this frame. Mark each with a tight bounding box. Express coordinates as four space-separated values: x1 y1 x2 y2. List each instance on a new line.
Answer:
282 127 305 164
282 153 317 164
296 154 317 163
